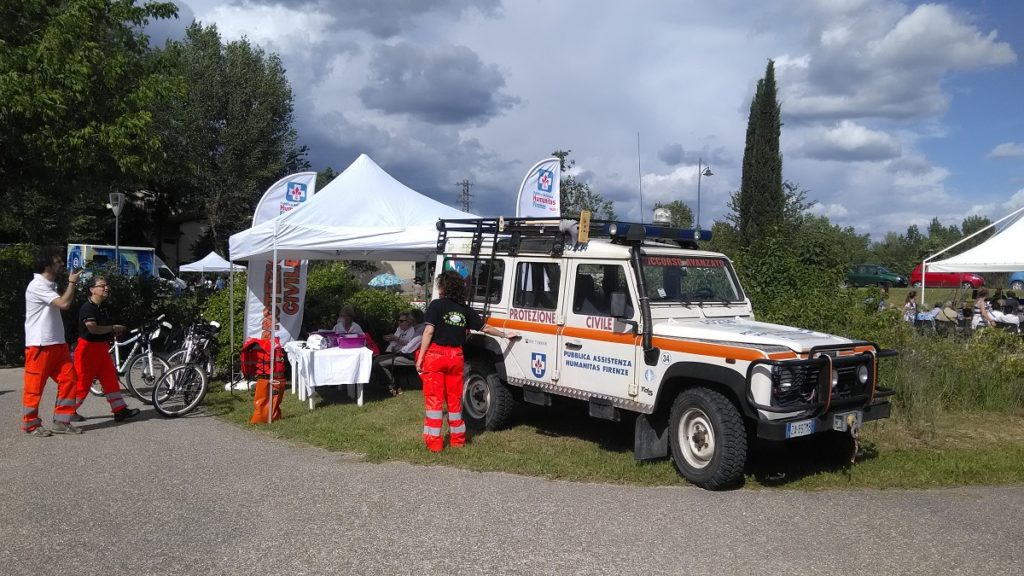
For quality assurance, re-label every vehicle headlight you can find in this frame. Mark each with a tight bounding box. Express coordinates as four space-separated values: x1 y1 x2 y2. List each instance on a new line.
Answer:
776 367 793 390
831 369 839 389
857 364 869 384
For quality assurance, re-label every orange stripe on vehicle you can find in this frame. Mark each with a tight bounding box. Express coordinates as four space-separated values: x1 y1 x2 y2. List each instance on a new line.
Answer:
488 318 559 335
561 326 640 345
768 351 799 360
653 337 769 361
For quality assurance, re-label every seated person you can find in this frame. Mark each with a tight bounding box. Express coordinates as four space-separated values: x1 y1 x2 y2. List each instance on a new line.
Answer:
383 312 417 353
373 310 425 396
331 305 363 335
409 307 426 336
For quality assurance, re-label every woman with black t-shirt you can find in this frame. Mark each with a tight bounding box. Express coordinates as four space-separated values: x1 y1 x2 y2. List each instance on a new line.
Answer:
415 270 519 452
73 275 140 423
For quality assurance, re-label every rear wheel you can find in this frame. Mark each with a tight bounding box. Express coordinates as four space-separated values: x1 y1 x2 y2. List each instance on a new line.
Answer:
1011 280 1024 291
669 388 747 490
462 358 516 431
962 282 974 289
911 281 922 288
124 354 170 404
152 365 208 417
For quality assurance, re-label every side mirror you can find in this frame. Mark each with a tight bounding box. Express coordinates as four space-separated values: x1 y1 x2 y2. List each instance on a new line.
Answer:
610 291 627 318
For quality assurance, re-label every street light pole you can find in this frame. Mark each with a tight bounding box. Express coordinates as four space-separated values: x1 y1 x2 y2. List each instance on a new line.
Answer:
696 158 713 229
109 192 125 273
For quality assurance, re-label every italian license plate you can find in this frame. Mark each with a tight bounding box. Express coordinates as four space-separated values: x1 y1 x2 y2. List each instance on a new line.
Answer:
832 410 863 432
786 418 816 439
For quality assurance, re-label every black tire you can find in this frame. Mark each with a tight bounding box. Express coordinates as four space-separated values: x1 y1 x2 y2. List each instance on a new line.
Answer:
961 282 973 289
124 354 171 404
90 380 105 397
1011 281 1024 291
165 349 187 366
911 281 922 288
152 365 208 417
668 388 747 490
462 358 516 431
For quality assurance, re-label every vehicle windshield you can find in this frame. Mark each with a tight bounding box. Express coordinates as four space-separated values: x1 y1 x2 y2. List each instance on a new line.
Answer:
640 255 742 303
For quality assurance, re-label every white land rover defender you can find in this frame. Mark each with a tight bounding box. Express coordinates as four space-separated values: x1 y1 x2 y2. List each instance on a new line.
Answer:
434 213 896 489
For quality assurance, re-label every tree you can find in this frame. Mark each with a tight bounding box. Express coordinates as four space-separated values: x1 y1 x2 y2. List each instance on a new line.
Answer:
959 215 993 252
653 200 693 228
552 149 616 220
737 60 784 247
149 23 309 256
0 0 180 243
316 166 339 191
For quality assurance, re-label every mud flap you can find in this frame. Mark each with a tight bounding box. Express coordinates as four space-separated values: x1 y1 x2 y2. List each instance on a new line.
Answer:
634 412 669 460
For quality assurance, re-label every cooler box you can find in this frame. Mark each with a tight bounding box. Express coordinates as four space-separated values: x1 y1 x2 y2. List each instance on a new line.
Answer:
336 334 366 349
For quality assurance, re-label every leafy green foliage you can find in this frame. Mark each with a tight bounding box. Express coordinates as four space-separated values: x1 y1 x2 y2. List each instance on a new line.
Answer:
302 262 361 334
0 244 34 364
552 149 617 219
738 59 784 247
347 289 410 345
200 273 247 372
0 0 180 244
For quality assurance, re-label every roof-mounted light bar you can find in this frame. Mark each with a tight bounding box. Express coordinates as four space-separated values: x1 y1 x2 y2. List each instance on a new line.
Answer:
602 222 712 243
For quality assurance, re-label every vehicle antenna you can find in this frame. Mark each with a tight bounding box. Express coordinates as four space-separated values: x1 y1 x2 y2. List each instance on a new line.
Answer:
637 132 643 223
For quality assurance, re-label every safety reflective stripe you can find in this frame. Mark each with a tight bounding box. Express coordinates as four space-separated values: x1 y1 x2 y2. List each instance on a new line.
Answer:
22 407 38 416
53 413 71 423
23 418 42 430
104 392 124 401
425 410 443 419
449 424 466 434
423 425 442 437
448 411 462 421
55 398 76 407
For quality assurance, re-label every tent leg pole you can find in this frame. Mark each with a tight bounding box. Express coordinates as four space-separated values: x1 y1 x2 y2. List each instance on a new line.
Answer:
269 234 278 425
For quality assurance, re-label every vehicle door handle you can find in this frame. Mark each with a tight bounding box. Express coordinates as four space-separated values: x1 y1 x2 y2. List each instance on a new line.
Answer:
564 342 583 350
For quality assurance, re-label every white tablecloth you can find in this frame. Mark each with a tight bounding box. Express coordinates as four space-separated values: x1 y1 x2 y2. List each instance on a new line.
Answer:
283 342 373 408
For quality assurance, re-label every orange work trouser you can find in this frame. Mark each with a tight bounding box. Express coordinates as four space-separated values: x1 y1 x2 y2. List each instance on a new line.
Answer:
74 338 129 414
420 344 466 452
22 344 78 431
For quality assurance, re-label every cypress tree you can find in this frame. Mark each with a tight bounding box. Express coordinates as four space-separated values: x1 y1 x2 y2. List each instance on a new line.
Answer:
738 60 784 247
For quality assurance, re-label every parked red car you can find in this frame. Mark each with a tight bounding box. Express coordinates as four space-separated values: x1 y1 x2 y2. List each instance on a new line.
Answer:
909 265 984 288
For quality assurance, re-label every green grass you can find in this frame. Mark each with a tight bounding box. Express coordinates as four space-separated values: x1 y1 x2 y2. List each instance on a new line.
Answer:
205 383 1024 490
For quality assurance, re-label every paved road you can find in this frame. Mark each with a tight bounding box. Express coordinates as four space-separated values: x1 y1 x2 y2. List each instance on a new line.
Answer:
1 367 1021 576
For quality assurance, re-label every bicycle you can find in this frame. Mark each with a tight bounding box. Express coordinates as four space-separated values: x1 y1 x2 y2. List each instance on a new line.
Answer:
152 319 220 417
86 315 173 404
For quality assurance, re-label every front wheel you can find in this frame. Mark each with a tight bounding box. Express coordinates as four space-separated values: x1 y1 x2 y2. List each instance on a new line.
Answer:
124 354 171 404
669 388 747 490
152 365 208 417
911 281 922 288
1011 280 1024 291
462 358 516 431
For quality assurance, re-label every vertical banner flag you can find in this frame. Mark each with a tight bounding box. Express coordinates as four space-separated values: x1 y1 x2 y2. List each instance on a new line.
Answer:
245 172 318 343
515 158 561 218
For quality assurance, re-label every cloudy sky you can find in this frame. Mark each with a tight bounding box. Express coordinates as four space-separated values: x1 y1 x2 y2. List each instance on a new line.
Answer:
153 0 1024 239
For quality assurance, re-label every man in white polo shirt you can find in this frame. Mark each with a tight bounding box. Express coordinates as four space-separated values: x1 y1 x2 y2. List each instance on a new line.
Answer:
23 247 82 436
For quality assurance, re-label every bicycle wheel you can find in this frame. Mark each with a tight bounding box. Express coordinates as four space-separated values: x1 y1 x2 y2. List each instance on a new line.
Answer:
152 365 208 417
124 354 171 405
165 349 187 366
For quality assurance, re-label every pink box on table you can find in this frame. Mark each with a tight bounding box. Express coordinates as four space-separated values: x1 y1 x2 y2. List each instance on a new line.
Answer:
313 331 365 349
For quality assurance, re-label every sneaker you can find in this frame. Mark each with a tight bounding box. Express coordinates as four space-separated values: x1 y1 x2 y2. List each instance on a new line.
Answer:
26 426 53 437
51 422 82 435
113 407 140 422
70 413 86 422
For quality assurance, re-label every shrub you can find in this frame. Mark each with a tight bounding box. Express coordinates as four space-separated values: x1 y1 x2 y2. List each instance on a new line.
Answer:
0 244 34 365
200 273 247 373
347 289 410 344
303 262 361 334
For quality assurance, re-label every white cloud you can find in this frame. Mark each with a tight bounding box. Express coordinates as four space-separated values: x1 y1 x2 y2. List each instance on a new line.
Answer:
808 202 849 218
795 121 901 161
988 142 1024 159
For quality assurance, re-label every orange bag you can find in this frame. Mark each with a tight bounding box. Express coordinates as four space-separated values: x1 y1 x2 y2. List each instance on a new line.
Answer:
250 377 286 424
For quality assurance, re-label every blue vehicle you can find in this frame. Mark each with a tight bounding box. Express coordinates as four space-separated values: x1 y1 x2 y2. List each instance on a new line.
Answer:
1009 271 1024 291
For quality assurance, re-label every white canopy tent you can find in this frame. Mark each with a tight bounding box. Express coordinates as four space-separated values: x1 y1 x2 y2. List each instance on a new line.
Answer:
230 154 477 262
179 251 247 273
927 209 1024 273
228 155 478 421
920 206 1024 308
